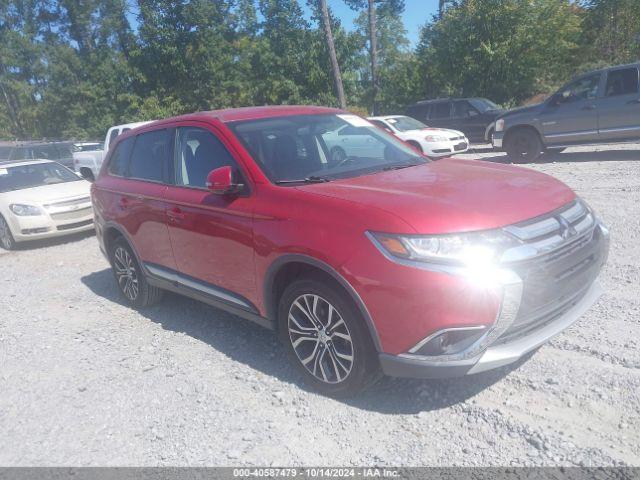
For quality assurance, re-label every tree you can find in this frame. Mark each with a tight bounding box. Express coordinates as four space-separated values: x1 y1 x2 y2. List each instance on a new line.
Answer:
416 0 582 106
345 0 404 114
314 0 346 108
581 0 640 66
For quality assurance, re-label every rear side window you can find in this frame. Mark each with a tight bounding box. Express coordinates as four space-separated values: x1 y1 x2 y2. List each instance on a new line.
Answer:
108 137 135 176
407 105 429 122
429 102 451 119
128 129 171 182
605 68 639 97
108 129 120 147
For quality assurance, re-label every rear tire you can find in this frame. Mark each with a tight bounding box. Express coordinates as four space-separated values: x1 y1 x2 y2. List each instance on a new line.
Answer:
0 215 15 250
278 276 380 397
505 129 543 163
110 237 163 308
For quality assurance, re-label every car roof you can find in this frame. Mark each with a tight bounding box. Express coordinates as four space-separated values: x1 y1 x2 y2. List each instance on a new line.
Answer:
146 105 344 126
0 159 54 168
113 120 154 130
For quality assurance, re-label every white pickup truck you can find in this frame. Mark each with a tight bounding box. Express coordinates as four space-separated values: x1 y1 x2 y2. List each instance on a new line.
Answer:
73 121 152 180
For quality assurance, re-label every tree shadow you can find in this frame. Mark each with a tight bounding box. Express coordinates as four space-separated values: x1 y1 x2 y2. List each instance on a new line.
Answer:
472 148 640 165
14 230 95 251
81 268 527 414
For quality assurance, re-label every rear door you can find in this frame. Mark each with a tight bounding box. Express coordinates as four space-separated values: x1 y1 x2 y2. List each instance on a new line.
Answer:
452 100 484 140
99 129 177 271
596 65 640 140
426 101 453 130
163 123 258 311
540 73 601 145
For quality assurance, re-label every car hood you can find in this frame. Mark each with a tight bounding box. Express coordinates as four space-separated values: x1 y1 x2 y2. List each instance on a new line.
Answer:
296 158 575 234
500 103 543 119
1 179 90 205
404 128 465 137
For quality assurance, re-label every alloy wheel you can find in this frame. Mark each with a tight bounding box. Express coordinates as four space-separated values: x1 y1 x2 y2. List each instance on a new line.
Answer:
113 246 139 301
288 294 354 384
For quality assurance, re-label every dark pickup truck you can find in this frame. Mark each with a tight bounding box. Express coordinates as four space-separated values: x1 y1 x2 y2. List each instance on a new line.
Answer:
494 62 640 162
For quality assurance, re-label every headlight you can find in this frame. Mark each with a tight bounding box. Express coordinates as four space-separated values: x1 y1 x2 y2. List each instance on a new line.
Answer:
10 204 43 216
369 230 519 267
425 135 448 142
495 119 505 132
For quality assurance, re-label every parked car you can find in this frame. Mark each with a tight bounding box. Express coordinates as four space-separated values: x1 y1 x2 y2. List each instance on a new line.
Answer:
73 142 103 152
0 160 94 250
367 115 469 157
406 98 504 144
92 106 609 396
73 121 152 179
4 141 77 169
493 62 640 162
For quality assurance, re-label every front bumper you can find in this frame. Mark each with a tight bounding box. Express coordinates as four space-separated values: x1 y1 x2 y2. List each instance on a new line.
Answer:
379 279 602 378
492 131 504 149
424 138 469 157
8 200 94 243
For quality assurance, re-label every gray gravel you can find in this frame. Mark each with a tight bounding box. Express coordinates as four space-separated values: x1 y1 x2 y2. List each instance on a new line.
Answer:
0 144 639 466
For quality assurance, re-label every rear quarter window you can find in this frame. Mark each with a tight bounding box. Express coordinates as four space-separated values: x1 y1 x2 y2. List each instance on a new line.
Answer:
107 137 135 176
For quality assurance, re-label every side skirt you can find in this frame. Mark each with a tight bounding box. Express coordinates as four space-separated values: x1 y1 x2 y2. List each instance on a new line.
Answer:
144 263 274 331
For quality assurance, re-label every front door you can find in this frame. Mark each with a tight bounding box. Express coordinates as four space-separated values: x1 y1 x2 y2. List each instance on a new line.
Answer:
597 66 640 140
540 73 602 145
452 100 484 141
163 124 257 311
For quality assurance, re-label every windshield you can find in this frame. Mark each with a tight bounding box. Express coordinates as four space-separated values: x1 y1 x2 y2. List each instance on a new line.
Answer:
469 98 500 112
0 162 82 193
385 116 427 132
228 114 427 184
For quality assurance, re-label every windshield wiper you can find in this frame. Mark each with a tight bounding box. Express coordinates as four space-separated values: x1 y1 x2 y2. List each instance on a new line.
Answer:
275 175 332 185
381 163 422 171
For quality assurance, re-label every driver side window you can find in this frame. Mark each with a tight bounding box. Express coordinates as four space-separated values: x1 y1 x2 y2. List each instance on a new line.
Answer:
560 74 601 103
175 127 238 188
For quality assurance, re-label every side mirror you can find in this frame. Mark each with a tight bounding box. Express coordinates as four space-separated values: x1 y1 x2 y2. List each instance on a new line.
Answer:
206 166 243 195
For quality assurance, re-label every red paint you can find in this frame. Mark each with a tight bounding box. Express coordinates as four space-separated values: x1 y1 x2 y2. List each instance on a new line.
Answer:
92 107 576 355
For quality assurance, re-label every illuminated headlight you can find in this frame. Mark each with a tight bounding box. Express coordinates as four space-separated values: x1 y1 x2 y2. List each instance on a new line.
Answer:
495 118 505 132
369 230 518 268
10 204 43 216
425 135 448 142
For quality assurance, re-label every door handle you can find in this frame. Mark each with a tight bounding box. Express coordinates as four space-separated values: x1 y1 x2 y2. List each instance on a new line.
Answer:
581 104 596 110
167 207 185 221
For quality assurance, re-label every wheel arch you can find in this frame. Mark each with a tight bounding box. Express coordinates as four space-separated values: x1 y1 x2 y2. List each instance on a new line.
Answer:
263 254 383 352
504 124 545 147
102 222 143 268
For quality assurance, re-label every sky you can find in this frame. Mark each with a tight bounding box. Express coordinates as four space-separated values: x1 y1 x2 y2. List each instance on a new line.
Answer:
304 0 441 46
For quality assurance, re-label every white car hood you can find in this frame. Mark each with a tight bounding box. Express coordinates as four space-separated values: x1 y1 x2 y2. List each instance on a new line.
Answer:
0 179 90 206
402 127 465 137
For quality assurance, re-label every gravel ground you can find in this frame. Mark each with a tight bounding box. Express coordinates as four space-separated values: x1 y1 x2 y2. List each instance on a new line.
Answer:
0 144 639 467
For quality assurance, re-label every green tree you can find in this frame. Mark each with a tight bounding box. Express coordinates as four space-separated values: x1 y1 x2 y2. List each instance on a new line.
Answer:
416 0 582 106
581 0 640 66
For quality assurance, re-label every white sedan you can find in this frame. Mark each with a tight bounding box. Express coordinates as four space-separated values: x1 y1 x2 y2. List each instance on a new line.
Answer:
367 115 469 157
0 160 94 250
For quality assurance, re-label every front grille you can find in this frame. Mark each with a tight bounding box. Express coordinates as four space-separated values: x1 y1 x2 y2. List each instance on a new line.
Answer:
56 219 93 231
449 135 465 141
50 207 92 221
498 200 606 341
43 196 90 209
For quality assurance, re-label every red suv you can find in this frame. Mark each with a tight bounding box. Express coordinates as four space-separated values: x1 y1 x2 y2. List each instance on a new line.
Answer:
91 106 609 396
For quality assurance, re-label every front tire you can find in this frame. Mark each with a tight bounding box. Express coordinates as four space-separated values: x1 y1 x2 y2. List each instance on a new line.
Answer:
407 141 423 153
505 129 543 163
278 276 379 397
110 237 163 308
0 215 15 250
